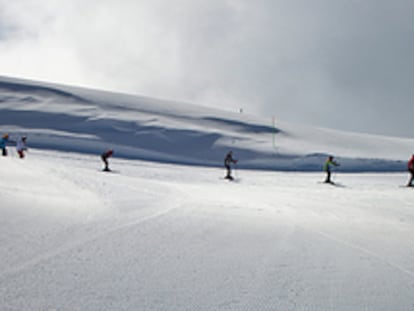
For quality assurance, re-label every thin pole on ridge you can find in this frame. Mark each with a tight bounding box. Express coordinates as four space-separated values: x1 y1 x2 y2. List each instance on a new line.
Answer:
272 115 278 153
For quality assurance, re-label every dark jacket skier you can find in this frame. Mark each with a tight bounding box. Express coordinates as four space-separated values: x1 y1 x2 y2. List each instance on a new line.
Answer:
323 156 339 184
407 154 414 187
101 149 114 171
224 151 238 180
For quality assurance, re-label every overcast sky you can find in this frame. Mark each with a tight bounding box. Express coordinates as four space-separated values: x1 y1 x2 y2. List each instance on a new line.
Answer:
1 0 414 137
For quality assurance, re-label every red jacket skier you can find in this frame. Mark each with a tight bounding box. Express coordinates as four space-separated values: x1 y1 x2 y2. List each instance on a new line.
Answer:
101 149 114 171
407 154 414 186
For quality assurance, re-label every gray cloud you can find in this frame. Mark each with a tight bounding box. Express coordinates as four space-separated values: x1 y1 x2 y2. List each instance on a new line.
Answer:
0 0 414 137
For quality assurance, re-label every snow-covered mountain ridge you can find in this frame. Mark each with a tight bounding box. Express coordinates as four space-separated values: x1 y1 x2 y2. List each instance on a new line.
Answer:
2 76 414 310
0 75 412 171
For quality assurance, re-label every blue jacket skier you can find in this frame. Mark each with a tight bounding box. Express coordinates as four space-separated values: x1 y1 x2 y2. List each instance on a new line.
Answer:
0 134 10 156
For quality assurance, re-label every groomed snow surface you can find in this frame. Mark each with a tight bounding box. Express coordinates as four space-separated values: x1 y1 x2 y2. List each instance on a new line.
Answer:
1 150 414 310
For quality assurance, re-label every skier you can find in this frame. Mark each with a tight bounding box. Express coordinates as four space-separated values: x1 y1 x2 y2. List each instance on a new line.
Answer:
323 155 339 184
224 151 238 180
16 136 28 159
101 149 114 171
407 154 414 187
0 133 10 156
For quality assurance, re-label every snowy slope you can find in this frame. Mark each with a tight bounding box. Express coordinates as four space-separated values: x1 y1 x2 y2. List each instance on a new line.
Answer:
2 76 414 310
0 75 412 171
1 150 414 310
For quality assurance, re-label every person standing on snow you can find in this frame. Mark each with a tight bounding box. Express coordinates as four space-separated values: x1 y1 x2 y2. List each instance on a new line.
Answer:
16 136 28 159
324 155 339 184
101 149 114 171
224 151 238 180
407 154 414 187
0 133 11 156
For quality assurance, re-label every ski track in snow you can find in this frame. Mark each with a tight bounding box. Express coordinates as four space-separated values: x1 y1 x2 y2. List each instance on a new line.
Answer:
308 227 414 279
0 153 186 282
0 205 179 282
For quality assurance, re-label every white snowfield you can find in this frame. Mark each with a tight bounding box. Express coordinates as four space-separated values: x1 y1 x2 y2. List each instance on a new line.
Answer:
1 151 414 310
1 76 414 310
